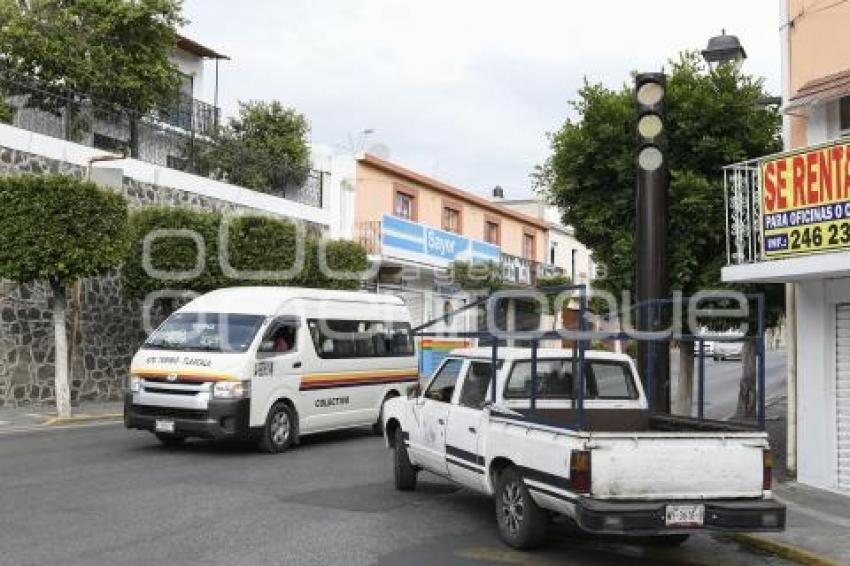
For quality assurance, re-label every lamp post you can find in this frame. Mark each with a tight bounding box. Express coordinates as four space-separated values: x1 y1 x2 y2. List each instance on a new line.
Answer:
701 29 747 69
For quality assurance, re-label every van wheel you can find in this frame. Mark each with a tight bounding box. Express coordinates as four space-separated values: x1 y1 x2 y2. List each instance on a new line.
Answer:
393 427 417 491
258 402 295 453
495 467 548 549
373 392 398 436
155 433 185 447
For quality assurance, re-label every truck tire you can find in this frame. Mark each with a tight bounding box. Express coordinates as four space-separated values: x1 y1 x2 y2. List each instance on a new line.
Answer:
393 427 417 491
495 467 548 549
258 401 295 454
155 433 185 447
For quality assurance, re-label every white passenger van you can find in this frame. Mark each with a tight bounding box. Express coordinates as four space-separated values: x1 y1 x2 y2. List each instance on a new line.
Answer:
124 287 417 452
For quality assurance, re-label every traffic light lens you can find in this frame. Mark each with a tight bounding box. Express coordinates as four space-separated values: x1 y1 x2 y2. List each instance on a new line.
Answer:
638 146 663 171
638 114 663 138
637 82 664 105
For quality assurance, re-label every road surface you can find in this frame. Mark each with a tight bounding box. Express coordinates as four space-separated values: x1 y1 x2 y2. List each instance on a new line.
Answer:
0 423 793 566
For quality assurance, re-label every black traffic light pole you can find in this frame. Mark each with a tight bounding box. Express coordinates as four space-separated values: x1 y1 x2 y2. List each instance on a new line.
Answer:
635 73 670 413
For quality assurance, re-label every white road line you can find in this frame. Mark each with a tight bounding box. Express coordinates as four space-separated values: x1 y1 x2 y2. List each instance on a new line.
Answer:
0 420 121 437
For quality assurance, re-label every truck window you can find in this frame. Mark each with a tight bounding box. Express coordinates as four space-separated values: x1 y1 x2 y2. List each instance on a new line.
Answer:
503 359 638 401
424 358 463 403
458 361 491 409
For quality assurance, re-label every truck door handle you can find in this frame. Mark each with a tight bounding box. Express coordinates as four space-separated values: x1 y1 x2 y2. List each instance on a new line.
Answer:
438 418 445 425
468 426 477 433
292 361 301 368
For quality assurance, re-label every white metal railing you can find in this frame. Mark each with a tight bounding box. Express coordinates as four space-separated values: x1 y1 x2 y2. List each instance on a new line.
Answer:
723 158 762 265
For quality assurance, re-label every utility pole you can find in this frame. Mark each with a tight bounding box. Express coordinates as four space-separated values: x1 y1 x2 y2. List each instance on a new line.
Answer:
635 73 670 413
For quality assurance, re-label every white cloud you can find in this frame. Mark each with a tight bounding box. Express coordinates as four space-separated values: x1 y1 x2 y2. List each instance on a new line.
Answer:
184 0 781 198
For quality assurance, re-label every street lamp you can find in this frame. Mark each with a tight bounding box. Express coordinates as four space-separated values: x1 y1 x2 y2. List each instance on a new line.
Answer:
701 29 747 69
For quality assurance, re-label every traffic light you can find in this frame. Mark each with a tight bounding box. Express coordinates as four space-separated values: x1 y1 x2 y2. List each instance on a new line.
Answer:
634 72 670 413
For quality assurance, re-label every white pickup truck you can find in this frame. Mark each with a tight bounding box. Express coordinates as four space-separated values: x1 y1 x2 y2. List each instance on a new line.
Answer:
383 347 785 549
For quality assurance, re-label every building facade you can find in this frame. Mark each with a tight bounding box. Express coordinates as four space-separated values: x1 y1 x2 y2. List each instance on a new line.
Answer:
493 195 595 286
722 0 850 493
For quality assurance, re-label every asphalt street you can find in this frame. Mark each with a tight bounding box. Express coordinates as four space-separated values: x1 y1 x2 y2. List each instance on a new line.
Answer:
0 423 794 566
671 349 787 419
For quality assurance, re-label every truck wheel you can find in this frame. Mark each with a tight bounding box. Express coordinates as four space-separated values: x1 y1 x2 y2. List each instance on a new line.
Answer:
393 427 417 491
495 467 548 549
154 433 185 447
258 402 295 454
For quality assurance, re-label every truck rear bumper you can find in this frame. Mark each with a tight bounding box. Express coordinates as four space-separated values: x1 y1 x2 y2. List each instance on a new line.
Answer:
124 394 252 440
574 497 786 535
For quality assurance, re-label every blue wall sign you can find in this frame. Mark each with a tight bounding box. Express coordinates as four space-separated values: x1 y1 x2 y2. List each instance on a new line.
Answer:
381 214 500 266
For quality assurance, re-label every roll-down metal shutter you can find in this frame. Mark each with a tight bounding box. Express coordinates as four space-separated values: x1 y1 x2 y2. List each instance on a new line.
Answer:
836 305 850 491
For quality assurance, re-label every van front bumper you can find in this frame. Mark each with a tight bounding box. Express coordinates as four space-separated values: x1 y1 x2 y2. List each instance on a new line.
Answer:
124 394 252 440
574 497 786 535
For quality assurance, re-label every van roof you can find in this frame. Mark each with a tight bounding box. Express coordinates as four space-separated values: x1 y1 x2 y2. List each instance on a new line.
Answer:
179 286 406 316
449 347 632 363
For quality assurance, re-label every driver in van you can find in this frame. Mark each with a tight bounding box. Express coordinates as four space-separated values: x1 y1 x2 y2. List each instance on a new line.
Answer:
272 326 295 353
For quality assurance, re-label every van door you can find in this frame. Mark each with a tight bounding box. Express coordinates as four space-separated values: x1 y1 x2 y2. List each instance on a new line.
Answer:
409 358 464 476
446 360 490 490
251 317 303 427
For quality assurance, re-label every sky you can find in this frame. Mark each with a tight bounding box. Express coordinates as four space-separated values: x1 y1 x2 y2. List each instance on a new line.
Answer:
183 0 782 199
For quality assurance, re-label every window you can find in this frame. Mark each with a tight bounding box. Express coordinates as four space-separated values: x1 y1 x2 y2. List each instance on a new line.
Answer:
503 359 638 401
442 205 461 233
394 190 415 220
258 317 299 356
523 232 535 260
485 220 500 245
550 244 556 265
458 361 492 409
307 319 414 359
144 313 265 353
839 96 850 133
424 358 463 403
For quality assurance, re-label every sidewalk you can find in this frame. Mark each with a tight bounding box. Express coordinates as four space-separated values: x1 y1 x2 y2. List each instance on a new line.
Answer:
0 400 123 431
733 394 849 565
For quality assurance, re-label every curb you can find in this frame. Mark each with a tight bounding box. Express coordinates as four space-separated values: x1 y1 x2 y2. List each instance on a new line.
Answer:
728 533 840 566
41 412 123 426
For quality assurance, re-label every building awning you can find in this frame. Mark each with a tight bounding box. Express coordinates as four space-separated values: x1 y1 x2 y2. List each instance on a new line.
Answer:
786 68 850 111
176 34 230 60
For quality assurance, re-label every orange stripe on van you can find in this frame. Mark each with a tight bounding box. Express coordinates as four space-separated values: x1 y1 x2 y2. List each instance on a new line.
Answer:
300 368 418 390
132 369 236 382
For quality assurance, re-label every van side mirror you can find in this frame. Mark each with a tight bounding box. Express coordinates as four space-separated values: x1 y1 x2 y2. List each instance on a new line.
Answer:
259 340 275 353
407 383 421 398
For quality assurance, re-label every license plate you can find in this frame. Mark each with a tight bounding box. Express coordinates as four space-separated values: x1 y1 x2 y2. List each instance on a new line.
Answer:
155 419 175 433
665 504 705 527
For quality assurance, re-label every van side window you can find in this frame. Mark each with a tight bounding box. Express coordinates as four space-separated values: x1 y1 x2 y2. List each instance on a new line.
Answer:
308 319 415 359
458 361 491 409
424 358 463 403
258 318 299 356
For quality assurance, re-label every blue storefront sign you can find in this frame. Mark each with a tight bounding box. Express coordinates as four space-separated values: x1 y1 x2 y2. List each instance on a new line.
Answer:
381 214 500 266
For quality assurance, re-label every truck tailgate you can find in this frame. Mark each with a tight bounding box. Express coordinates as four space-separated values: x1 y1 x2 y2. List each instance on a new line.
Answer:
590 433 767 500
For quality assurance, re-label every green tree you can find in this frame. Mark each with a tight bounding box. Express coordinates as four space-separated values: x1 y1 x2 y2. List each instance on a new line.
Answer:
448 260 504 294
0 175 128 418
537 52 783 418
0 0 185 153
194 101 311 192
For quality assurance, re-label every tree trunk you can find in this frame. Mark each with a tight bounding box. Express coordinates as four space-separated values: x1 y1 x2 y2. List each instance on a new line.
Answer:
736 340 757 420
675 342 695 416
51 279 72 419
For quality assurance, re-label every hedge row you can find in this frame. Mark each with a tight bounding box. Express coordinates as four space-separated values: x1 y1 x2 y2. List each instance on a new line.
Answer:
122 207 369 299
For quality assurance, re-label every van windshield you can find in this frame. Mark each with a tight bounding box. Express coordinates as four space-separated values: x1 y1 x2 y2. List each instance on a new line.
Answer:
144 313 266 353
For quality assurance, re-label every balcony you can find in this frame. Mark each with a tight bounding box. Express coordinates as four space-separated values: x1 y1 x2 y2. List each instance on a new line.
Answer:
0 70 324 208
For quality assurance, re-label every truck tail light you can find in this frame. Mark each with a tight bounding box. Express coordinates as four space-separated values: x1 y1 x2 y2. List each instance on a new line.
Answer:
570 450 592 493
763 450 774 491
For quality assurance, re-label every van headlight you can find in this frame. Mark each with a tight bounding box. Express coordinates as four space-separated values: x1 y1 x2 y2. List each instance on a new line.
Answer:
212 381 251 399
129 375 142 393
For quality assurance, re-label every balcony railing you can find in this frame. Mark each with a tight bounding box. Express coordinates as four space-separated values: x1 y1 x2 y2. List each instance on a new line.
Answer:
158 94 220 136
501 253 564 286
723 158 762 265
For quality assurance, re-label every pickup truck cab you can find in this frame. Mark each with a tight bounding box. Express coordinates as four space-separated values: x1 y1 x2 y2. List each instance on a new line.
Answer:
383 347 785 549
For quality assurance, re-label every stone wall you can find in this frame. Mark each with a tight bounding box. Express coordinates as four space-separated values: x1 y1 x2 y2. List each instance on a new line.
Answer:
0 145 324 407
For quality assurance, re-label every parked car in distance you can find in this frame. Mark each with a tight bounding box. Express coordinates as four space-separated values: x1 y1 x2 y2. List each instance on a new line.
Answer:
713 340 744 361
